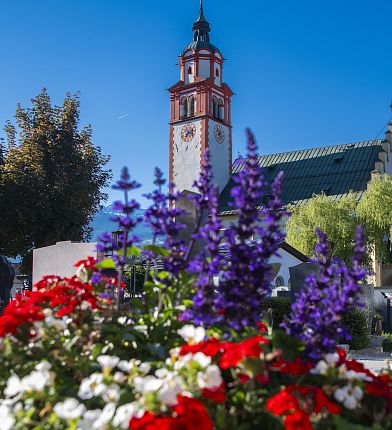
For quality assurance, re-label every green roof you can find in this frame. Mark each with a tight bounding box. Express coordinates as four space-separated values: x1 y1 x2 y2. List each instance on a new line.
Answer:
219 140 384 215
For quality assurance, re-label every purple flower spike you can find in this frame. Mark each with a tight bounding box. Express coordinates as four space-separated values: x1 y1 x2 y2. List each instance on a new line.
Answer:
282 226 368 361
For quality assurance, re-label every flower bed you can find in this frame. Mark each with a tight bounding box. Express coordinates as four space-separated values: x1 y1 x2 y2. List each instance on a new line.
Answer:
0 130 390 429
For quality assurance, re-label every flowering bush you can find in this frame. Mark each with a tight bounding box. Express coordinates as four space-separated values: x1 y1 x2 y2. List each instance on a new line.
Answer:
0 130 391 430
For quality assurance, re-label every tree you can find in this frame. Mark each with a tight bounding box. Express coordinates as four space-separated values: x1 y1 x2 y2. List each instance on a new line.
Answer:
286 193 360 265
286 176 392 265
0 89 111 272
357 174 392 262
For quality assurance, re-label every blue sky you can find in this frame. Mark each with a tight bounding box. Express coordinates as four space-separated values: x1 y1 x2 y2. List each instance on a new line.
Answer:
1 0 391 205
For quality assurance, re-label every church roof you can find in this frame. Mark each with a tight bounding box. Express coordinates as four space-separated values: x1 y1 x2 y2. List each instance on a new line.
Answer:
219 139 385 215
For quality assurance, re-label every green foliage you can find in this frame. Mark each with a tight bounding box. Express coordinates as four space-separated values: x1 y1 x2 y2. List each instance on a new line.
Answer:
342 308 369 350
286 176 392 265
286 194 360 265
0 89 111 271
382 333 392 352
124 265 147 296
357 174 392 263
261 297 292 330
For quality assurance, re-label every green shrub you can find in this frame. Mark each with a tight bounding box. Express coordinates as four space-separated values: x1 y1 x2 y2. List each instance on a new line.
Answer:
382 333 392 352
342 308 369 350
261 297 293 330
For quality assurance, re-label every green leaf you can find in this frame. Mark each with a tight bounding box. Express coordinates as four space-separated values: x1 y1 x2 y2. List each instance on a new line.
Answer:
95 258 117 269
143 244 170 257
119 245 142 257
271 330 304 361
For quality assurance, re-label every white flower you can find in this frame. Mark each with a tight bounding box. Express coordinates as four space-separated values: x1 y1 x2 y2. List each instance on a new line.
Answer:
118 359 140 373
310 360 328 375
92 403 116 429
97 355 120 373
139 363 151 375
334 385 363 410
177 325 206 344
192 353 211 368
102 384 121 403
21 368 53 393
344 370 372 382
112 403 137 429
113 371 127 384
325 352 339 365
35 361 51 372
45 316 67 331
0 403 15 430
155 371 184 407
4 374 23 397
134 376 163 394
80 301 91 311
77 409 101 430
78 373 106 400
54 398 86 420
197 365 223 390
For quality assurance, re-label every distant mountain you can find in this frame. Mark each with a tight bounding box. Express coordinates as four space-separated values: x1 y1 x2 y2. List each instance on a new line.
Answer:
90 205 154 244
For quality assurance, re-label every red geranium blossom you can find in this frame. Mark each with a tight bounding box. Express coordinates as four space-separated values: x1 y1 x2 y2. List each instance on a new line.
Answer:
130 396 213 430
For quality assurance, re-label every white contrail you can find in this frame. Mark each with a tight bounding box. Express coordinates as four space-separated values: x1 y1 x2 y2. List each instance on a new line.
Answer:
117 113 131 119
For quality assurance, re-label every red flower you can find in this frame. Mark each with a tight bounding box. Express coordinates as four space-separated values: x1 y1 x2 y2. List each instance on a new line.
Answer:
202 385 226 403
256 321 268 333
180 338 227 358
130 397 213 430
74 256 97 270
284 409 313 430
266 389 299 416
313 388 341 415
219 335 268 369
271 357 312 376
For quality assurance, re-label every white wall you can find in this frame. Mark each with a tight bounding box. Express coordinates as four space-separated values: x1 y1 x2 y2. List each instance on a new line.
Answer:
33 241 97 287
173 120 202 193
208 120 230 192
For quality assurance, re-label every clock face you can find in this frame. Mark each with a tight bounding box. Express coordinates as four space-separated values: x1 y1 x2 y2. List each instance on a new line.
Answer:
181 123 196 142
214 124 225 144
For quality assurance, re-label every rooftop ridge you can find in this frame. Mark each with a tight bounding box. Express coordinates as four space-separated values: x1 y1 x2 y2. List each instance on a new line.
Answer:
239 139 383 162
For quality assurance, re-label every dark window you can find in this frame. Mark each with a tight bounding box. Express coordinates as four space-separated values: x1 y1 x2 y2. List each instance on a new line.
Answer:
188 97 195 117
215 68 219 77
188 66 192 74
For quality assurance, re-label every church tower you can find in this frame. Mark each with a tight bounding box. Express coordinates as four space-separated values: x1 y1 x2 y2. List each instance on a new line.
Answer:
169 0 233 193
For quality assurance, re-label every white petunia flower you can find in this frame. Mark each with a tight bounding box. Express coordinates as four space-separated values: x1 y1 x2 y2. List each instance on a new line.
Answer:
139 363 151 375
158 374 184 407
118 359 140 373
78 373 106 400
92 403 116 429
77 409 101 430
35 361 51 372
334 385 363 410
21 368 53 393
344 370 372 382
4 374 23 398
113 371 127 384
310 360 328 375
325 352 340 365
197 365 223 390
177 325 206 344
45 316 67 331
97 355 120 373
102 384 121 403
112 403 137 429
0 403 15 430
192 352 211 368
134 376 163 394
54 398 86 420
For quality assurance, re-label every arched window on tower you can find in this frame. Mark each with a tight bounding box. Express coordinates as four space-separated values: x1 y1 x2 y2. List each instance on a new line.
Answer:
180 97 188 119
212 96 218 119
188 66 193 75
218 99 224 120
188 96 195 117
215 68 220 77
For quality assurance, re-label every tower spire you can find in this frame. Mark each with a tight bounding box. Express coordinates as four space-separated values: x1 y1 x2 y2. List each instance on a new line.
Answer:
192 0 210 42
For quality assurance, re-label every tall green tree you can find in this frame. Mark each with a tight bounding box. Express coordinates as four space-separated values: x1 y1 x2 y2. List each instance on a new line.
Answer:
286 176 392 265
0 89 111 271
286 193 359 264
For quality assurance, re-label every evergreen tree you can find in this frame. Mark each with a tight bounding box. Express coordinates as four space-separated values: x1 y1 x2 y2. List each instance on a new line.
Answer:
0 89 111 272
